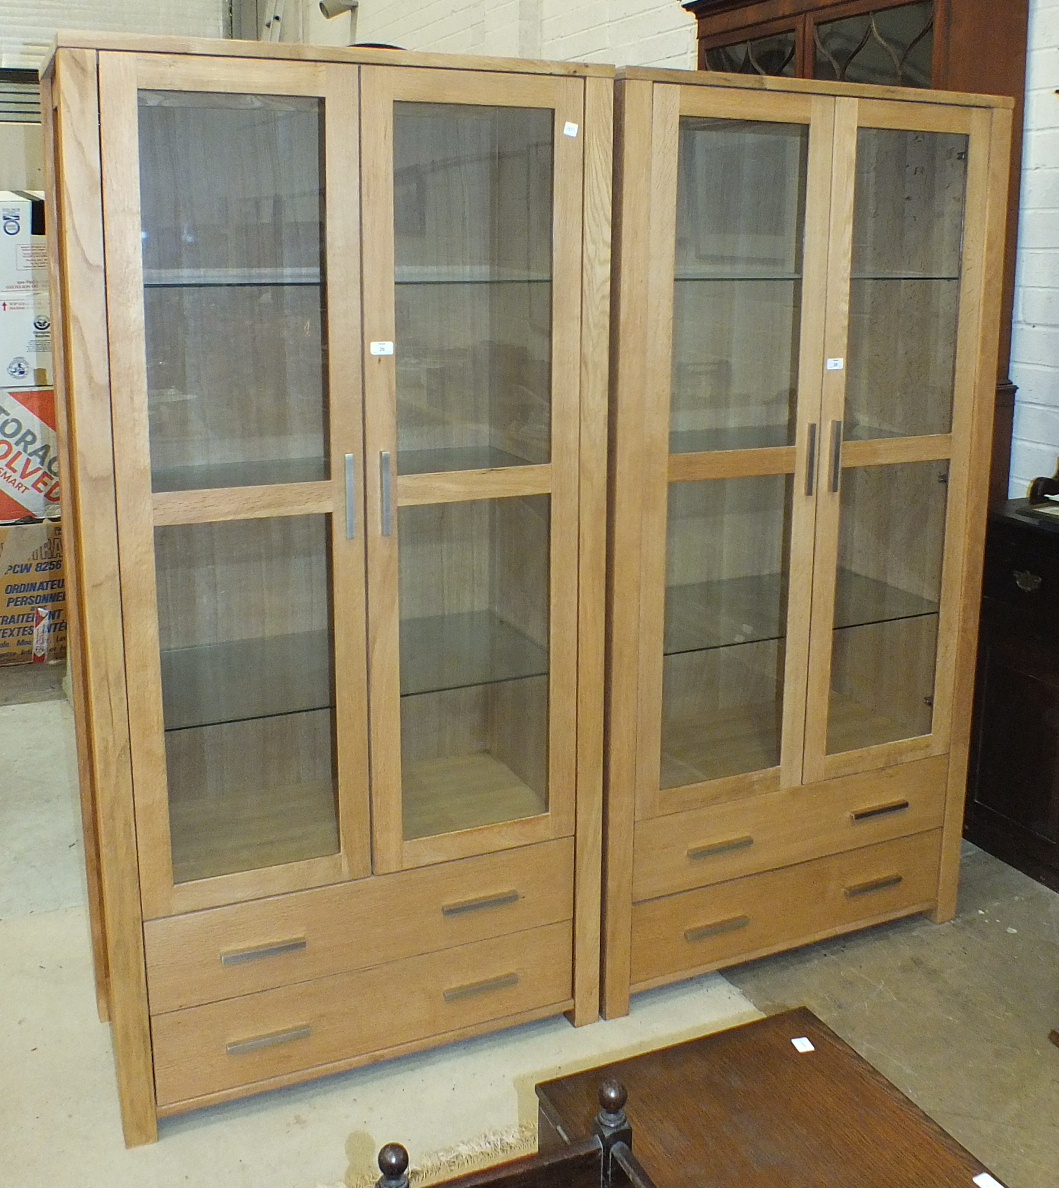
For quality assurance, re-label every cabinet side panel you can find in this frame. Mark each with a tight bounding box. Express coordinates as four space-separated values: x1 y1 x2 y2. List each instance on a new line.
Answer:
41 71 110 1025
571 73 612 1027
935 103 1013 921
50 48 157 1146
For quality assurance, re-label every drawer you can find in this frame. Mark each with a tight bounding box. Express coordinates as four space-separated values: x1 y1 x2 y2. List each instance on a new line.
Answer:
630 831 941 989
145 838 573 1014
152 920 572 1108
982 517 1059 634
633 757 946 902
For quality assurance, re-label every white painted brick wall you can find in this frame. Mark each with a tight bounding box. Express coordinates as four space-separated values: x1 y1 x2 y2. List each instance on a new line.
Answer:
1010 0 1059 495
0 0 223 67
357 0 696 68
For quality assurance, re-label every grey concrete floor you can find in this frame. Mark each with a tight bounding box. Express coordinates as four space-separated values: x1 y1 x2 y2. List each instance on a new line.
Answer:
724 843 1059 1188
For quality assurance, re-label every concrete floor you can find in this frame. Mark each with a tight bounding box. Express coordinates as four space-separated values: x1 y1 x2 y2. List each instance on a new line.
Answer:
2 660 1056 1187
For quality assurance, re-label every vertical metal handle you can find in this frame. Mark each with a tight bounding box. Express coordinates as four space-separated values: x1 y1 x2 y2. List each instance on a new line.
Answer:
828 420 843 493
344 453 356 540
380 450 393 537
805 422 818 496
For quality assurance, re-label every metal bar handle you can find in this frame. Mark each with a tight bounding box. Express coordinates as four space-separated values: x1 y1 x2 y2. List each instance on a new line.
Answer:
805 422 818 497
226 1024 312 1056
380 450 393 537
687 836 754 862
220 937 308 966
441 890 521 917
344 452 356 540
684 915 750 943
844 874 903 899
442 972 519 1002
851 800 910 823
829 419 844 493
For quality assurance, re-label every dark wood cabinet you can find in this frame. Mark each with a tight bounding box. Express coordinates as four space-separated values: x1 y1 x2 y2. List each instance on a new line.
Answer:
966 502 1059 892
682 0 1029 506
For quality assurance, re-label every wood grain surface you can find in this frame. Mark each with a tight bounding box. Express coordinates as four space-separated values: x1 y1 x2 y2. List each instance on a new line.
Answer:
536 1007 994 1187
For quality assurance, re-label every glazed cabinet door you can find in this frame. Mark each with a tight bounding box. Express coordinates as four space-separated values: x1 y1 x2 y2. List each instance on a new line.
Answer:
359 68 586 872
803 98 996 783
98 53 370 918
613 83 836 824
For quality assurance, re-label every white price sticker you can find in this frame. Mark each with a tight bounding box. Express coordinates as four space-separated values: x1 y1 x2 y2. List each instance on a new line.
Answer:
826 357 845 371
563 122 580 137
973 1175 1006 1188
369 341 395 356
791 1037 815 1053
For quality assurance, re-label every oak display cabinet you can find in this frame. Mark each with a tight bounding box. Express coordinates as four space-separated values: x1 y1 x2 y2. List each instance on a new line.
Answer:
43 34 611 1145
603 68 1011 1016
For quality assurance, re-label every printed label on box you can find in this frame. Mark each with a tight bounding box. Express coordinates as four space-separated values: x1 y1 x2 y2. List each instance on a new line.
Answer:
0 520 66 666
0 389 61 520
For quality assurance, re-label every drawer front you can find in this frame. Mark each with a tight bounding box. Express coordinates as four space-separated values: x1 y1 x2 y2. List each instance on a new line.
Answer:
983 519 1059 634
153 920 573 1107
633 757 946 902
145 838 573 1014
631 831 941 988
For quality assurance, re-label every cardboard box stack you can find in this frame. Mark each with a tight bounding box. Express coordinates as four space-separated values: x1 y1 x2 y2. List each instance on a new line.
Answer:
0 190 65 665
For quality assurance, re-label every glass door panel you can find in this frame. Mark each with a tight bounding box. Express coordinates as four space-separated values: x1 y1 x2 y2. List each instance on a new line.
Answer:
138 91 328 491
154 514 338 882
661 475 793 787
393 103 553 474
672 117 808 452
825 461 947 755
845 126 968 440
705 32 797 77
398 496 550 839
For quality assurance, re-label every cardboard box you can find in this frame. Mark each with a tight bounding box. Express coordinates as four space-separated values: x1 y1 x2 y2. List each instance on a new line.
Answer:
0 518 66 666
0 388 61 520
0 191 51 387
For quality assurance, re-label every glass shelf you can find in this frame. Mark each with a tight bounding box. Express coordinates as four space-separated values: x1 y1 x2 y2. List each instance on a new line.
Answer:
670 425 793 453
161 630 332 732
151 456 328 492
850 273 960 282
675 271 801 282
397 445 536 475
395 265 550 285
664 569 937 657
143 267 321 287
400 609 548 697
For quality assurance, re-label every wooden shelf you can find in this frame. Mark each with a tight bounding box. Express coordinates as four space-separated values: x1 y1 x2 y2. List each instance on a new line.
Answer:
661 700 781 789
403 751 547 840
664 569 937 656
170 776 339 884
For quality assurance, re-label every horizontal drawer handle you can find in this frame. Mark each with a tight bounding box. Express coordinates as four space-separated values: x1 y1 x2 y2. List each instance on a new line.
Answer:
850 800 910 823
1013 569 1042 593
845 874 904 899
442 972 519 1002
687 836 754 861
226 1023 311 1056
684 915 750 943
220 937 308 966
441 890 521 917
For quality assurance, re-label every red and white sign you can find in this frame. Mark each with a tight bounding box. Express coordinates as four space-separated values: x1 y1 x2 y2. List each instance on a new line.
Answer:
0 388 61 521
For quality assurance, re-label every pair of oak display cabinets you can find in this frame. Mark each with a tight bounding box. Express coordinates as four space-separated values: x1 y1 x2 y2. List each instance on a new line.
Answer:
42 32 1011 1144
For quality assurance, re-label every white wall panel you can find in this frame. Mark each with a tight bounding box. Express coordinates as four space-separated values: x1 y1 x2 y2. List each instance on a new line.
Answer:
0 0 224 68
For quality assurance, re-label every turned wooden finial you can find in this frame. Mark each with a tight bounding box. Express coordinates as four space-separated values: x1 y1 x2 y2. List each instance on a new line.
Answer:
597 1078 628 1126
376 1142 410 1188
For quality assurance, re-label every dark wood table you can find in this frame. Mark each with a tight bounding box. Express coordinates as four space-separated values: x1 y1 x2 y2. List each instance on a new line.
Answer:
536 1008 1002 1187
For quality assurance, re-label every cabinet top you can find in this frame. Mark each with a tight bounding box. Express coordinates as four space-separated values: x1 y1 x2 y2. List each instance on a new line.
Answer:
616 64 1011 108
42 30 615 80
